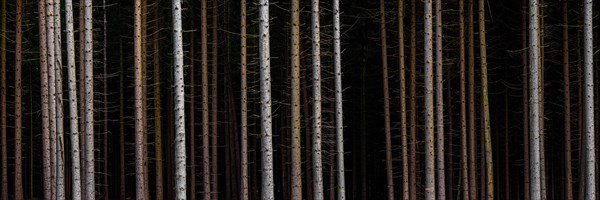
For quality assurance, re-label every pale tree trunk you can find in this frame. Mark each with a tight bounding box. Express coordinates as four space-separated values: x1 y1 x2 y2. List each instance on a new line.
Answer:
0 0 7 198
211 0 219 198
240 0 249 198
154 0 163 199
201 0 211 198
45 0 58 197
14 0 23 198
398 1 409 199
424 0 436 199
134 0 148 198
582 0 596 198
65 0 82 198
259 0 274 199
528 0 542 199
434 0 445 198
290 0 302 199
459 0 470 198
311 0 324 199
562 0 572 199
84 0 95 198
478 0 494 198
379 1 395 199
333 0 346 199
53 0 66 198
38 1 52 198
173 0 187 198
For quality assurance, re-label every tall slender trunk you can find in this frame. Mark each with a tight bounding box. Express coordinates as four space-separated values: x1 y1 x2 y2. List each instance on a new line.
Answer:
134 0 148 198
434 0 445 198
380 1 395 199
333 0 346 198
78 0 87 197
311 0 324 199
258 0 274 199
14 0 24 198
528 0 542 198
65 0 82 198
409 0 417 198
467 0 477 198
459 0 470 198
172 0 187 198
38 1 52 198
478 0 494 198
154 0 164 199
211 1 219 198
582 0 596 198
562 1 573 199
201 0 212 198
83 0 95 197
290 0 302 199
240 0 249 199
398 0 409 199
424 0 435 199
45 0 58 197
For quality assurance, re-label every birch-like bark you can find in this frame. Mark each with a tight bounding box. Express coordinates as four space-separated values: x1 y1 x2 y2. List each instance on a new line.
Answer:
65 0 82 198
380 1 395 199
240 0 249 198
478 0 494 198
173 0 187 198
84 0 95 198
424 0 436 199
14 0 23 198
311 0 324 199
259 0 274 198
134 0 147 198
333 0 346 199
45 0 58 197
290 0 302 199
53 0 66 198
582 0 596 198
434 0 445 198
38 1 52 198
528 0 542 199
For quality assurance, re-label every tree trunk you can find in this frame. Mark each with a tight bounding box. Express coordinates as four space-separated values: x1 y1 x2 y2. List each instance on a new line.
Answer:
311 0 324 199
38 1 52 198
582 0 596 198
562 1 573 199
528 0 542 198
134 0 148 198
240 0 249 199
172 0 187 198
424 0 436 199
65 0 82 198
435 0 446 198
333 0 346 198
258 0 274 199
201 0 211 198
467 0 477 198
1 0 8 198
290 0 302 199
398 0 409 199
379 1 395 199
409 0 417 198
478 0 494 198
45 0 59 197
14 0 24 198
459 0 470 198
211 1 219 198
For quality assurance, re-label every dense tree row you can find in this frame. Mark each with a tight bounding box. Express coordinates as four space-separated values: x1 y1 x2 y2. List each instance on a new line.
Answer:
0 0 598 199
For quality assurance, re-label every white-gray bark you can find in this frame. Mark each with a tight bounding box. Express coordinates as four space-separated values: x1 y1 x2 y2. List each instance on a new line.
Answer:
259 0 274 199
240 0 249 199
65 0 82 198
45 0 58 197
290 0 302 199
583 0 595 199
529 0 542 199
172 0 187 199
134 0 147 199
53 0 65 198
424 0 436 199
311 0 324 199
83 0 95 198
333 0 346 199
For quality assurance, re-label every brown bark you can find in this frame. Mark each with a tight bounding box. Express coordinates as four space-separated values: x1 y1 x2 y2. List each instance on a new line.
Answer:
211 1 219 198
467 0 477 198
409 0 417 199
201 0 211 198
1 0 8 197
563 0 573 199
154 0 163 198
380 1 395 199
15 0 24 198
459 0 470 198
